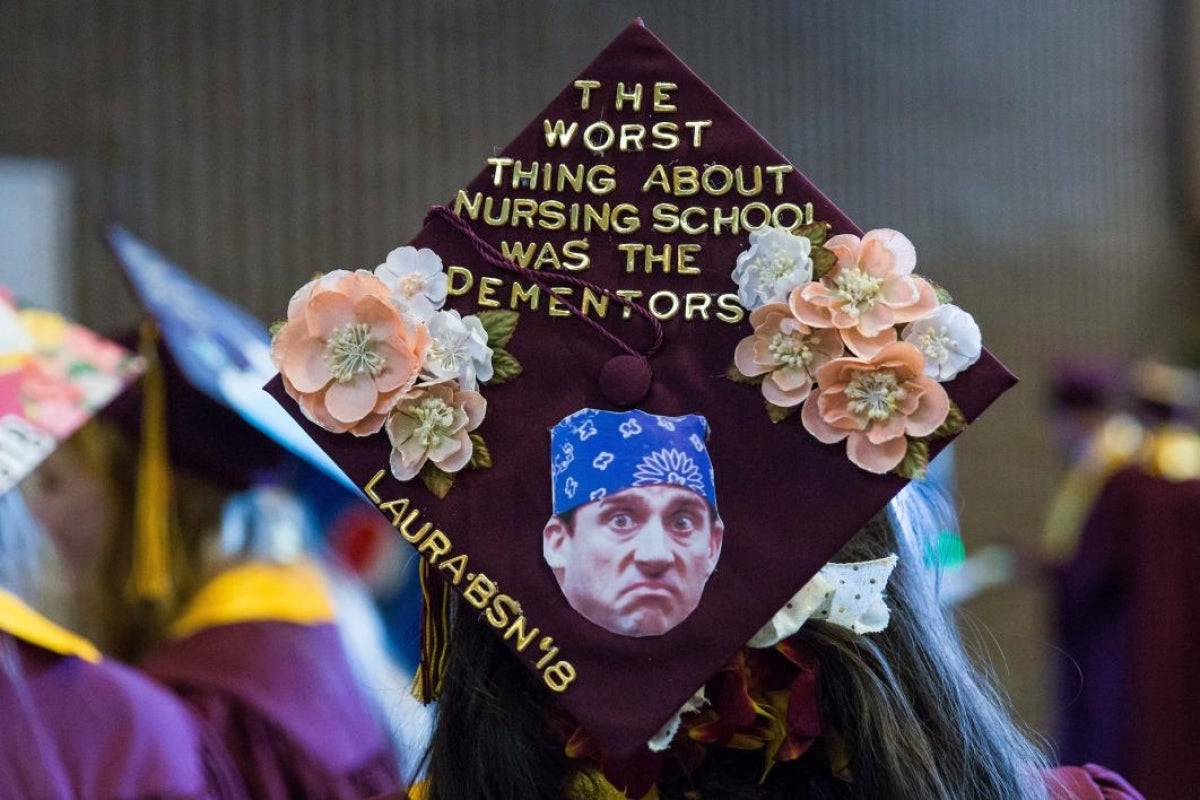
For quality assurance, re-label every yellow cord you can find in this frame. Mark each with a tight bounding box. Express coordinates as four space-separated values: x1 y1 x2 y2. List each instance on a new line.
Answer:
130 321 173 603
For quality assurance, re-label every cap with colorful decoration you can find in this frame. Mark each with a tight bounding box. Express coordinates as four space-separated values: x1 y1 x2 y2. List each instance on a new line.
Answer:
0 289 144 496
263 19 1015 764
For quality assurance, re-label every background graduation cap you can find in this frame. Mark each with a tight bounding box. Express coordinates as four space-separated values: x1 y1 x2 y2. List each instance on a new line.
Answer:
102 226 371 603
265 21 1015 758
103 225 355 492
0 289 143 496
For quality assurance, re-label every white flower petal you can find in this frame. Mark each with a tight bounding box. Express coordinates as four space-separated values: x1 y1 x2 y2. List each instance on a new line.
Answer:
900 303 982 382
731 224 814 310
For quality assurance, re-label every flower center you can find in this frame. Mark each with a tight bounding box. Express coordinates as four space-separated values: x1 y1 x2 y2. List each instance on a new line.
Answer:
832 267 883 317
845 370 902 421
427 332 468 375
412 397 456 447
326 322 385 382
396 273 426 299
768 331 813 369
757 243 798 284
915 325 956 364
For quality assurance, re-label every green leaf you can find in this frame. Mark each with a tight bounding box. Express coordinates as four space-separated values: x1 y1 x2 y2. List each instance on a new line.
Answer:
67 363 98 377
926 279 953 305
930 400 966 440
487 348 523 385
811 246 837 279
476 310 519 349
269 320 286 338
725 363 765 386
420 462 455 499
891 437 930 480
766 401 798 423
467 433 492 469
794 221 830 246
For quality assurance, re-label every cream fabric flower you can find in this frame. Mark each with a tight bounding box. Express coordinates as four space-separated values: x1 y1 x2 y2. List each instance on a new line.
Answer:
385 382 486 480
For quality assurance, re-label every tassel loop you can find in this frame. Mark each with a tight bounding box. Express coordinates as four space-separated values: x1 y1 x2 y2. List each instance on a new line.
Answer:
129 321 174 604
412 558 450 703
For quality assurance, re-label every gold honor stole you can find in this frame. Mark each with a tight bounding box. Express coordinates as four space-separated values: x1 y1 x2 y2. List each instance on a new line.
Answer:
0 588 101 663
167 559 336 640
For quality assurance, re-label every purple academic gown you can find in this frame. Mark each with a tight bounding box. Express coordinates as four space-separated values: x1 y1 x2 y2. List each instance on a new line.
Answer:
142 620 401 799
1 632 246 799
1054 465 1200 799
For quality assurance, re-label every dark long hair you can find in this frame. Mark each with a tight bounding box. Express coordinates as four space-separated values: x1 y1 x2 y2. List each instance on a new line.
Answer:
420 481 1049 799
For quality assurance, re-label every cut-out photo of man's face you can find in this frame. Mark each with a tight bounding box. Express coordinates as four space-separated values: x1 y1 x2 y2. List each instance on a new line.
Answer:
544 409 723 637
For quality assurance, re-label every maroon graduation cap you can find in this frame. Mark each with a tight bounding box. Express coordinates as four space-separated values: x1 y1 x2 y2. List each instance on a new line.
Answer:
265 20 1014 758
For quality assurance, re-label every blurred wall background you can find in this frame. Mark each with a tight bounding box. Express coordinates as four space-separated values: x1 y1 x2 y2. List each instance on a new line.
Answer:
3 1 1197 745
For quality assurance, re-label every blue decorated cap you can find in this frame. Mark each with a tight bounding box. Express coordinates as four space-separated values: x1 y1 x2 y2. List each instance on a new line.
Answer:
550 409 717 518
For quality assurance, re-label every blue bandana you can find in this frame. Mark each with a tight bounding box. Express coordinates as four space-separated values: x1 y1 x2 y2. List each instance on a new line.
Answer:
550 409 718 517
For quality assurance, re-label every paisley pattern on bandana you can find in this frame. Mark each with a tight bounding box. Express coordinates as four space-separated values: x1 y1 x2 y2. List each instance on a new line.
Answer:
550 409 718 517
632 449 706 495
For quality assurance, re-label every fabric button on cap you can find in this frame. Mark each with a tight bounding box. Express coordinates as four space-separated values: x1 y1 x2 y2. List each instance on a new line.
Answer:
599 355 652 407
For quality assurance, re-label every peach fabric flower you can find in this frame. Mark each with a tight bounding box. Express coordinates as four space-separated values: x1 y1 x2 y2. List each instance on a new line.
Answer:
271 269 428 436
386 382 486 480
789 229 938 358
801 341 950 473
733 303 843 407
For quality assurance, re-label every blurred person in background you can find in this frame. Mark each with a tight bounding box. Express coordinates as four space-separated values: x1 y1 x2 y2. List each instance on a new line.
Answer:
1049 360 1200 799
23 328 406 798
24 223 414 796
1041 360 1143 564
1 293 247 798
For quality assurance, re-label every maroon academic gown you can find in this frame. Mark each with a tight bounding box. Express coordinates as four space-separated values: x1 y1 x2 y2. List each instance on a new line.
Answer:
143 619 401 799
0 631 246 799
378 764 1143 800
1054 465 1200 799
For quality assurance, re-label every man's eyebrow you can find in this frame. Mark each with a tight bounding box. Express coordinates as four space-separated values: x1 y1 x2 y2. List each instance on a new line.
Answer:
666 495 707 513
597 495 647 511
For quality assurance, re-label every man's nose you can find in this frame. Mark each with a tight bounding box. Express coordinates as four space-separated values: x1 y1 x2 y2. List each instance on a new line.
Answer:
633 520 674 572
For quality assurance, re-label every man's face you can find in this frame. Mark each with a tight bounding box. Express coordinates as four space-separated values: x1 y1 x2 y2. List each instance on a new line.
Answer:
543 484 724 637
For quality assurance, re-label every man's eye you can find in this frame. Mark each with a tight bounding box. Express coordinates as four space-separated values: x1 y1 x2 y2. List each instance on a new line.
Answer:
671 513 698 533
609 513 634 530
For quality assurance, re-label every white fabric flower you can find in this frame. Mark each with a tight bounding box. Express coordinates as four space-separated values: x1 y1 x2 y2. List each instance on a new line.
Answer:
731 225 814 310
374 246 448 322
901 303 982 381
422 310 493 390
